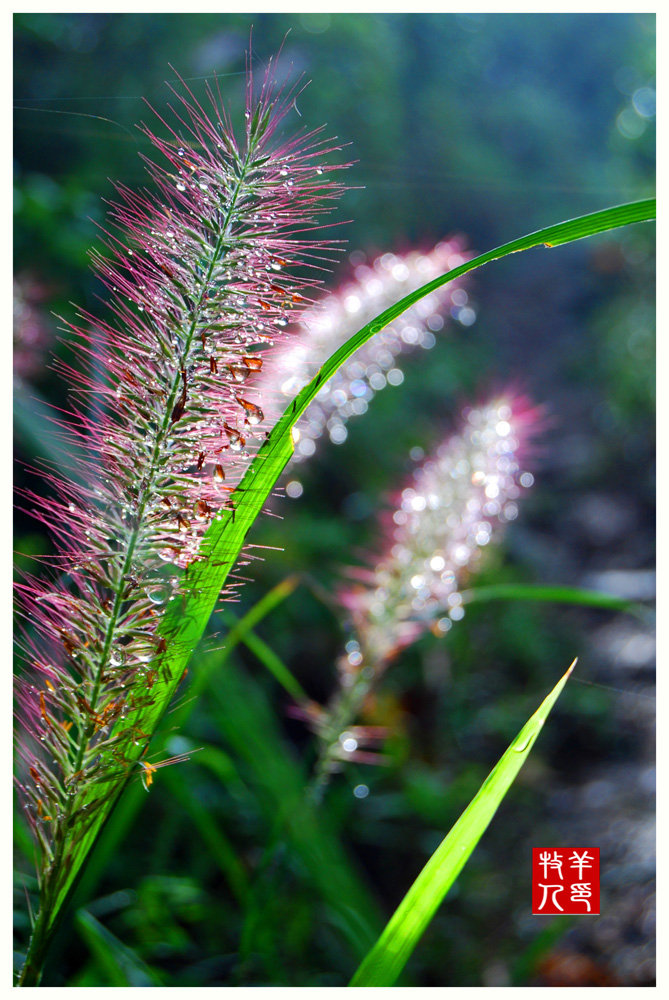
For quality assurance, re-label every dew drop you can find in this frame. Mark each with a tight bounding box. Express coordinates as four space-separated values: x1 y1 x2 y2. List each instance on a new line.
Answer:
227 362 249 383
146 585 168 606
340 734 358 753
512 731 534 753
176 181 186 192
110 648 124 667
237 396 264 425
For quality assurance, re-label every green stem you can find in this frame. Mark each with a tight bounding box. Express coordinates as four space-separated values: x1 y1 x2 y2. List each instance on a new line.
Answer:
15 905 50 986
309 666 375 801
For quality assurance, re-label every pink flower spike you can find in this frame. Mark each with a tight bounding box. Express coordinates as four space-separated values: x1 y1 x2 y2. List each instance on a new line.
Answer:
339 393 541 665
257 238 472 463
14 57 349 874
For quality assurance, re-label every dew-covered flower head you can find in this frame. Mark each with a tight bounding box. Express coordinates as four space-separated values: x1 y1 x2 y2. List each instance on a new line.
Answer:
339 393 540 666
259 239 472 462
14 58 349 872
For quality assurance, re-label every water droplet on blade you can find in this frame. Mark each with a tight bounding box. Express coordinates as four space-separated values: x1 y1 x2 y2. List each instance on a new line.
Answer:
512 730 535 753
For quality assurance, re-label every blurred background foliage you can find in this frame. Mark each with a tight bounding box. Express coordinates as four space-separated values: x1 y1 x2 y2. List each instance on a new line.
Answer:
14 12 655 987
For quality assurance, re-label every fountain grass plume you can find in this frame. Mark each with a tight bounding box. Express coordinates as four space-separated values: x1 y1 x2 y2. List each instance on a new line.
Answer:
14 55 349 984
309 392 541 778
262 239 471 462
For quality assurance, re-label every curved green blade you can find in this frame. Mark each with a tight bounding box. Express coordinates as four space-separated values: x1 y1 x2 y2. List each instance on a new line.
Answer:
154 199 655 708
462 582 651 620
349 660 576 987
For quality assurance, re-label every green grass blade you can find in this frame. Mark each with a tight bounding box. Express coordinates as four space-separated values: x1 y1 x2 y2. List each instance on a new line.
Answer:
75 909 163 986
46 199 654 929
152 199 656 706
72 781 147 908
349 661 576 987
218 607 308 702
169 576 301 728
203 651 383 957
461 582 650 619
159 766 249 905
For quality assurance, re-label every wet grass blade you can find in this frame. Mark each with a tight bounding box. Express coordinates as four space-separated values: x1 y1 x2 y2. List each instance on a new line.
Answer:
349 661 576 987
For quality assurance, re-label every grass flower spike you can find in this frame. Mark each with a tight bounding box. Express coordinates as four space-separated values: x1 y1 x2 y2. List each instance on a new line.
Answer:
14 59 348 984
341 393 539 664
265 239 471 461
312 393 540 778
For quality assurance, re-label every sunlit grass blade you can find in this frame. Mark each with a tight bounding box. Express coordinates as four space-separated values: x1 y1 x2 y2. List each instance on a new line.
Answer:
43 200 653 937
349 660 576 987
